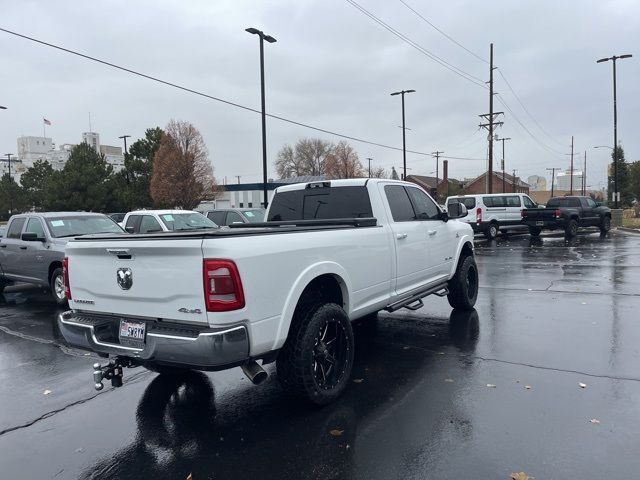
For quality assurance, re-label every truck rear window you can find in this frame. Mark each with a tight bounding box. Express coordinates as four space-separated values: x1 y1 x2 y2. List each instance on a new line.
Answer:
268 186 373 221
547 198 581 208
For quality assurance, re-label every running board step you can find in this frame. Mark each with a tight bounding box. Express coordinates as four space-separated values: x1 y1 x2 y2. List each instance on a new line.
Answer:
384 283 450 313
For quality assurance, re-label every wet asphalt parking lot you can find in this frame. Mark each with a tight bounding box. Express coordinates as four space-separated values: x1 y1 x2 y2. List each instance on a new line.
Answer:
1 230 639 480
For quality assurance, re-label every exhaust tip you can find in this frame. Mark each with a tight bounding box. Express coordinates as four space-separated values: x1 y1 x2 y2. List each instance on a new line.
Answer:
241 360 268 385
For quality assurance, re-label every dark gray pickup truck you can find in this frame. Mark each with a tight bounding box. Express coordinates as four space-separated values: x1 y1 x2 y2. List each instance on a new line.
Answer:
522 196 611 237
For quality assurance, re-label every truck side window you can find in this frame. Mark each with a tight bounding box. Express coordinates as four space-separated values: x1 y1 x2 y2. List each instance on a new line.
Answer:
125 215 139 233
406 187 440 220
523 196 536 208
586 198 597 208
25 218 46 238
6 218 26 239
227 212 244 224
207 211 226 225
139 215 162 233
384 185 416 222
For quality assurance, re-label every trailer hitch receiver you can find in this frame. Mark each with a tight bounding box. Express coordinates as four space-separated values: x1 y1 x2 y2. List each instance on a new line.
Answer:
93 358 127 391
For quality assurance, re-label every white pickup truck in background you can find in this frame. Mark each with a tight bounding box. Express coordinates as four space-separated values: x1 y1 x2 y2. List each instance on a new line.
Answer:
58 179 477 404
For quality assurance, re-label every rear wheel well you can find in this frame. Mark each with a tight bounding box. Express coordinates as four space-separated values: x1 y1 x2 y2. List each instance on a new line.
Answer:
48 262 62 282
293 274 347 319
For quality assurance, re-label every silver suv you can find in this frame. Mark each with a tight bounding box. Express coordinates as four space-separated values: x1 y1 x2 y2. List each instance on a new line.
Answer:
0 212 124 304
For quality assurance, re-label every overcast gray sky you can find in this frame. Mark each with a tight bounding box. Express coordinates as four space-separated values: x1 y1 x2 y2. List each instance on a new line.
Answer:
1 0 638 189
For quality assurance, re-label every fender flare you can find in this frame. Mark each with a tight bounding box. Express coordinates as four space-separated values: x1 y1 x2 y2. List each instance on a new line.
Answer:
449 235 475 278
271 261 352 351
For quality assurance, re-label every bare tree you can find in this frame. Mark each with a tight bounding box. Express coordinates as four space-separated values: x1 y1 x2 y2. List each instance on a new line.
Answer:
324 141 364 179
274 138 333 178
150 120 219 209
370 167 388 178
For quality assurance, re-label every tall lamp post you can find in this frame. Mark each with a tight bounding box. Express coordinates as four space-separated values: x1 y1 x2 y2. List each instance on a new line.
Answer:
5 153 14 214
390 89 415 180
596 53 632 208
118 135 131 155
495 136 511 192
246 27 276 208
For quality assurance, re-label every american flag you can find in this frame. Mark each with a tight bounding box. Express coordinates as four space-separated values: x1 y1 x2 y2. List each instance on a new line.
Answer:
43 118 52 126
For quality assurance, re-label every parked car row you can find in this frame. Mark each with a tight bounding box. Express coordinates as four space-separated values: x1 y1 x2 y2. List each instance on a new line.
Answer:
0 206 267 303
445 193 611 239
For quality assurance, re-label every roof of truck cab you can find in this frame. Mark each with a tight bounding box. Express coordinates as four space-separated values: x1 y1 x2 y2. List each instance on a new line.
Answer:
274 178 409 193
126 209 200 216
10 212 108 219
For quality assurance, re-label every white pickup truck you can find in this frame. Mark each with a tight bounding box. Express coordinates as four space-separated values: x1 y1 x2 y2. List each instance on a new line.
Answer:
58 179 477 404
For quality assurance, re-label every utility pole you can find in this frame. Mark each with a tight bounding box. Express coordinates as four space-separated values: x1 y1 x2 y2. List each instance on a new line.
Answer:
391 89 416 180
583 151 587 195
478 44 503 193
546 167 559 198
236 175 241 184
570 136 574 195
512 169 518 193
431 151 444 197
495 136 511 193
366 157 373 178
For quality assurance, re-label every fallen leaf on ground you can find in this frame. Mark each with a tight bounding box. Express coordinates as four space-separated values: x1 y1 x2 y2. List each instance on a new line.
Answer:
510 472 533 480
590 418 601 424
43 389 52 395
444 378 454 383
579 382 587 388
486 384 497 388
186 474 193 480
403 346 410 350
329 429 344 436
524 385 532 390
353 378 364 383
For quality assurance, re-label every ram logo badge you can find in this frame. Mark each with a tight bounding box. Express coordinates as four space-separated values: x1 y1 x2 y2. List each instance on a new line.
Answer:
117 268 133 290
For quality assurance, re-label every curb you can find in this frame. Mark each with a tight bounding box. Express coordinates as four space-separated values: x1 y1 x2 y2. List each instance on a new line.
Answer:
616 227 640 235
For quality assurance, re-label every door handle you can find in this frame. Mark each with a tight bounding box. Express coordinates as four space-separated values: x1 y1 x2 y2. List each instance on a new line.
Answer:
0 245 6 248
396 233 408 240
428 230 437 236
19 246 27 250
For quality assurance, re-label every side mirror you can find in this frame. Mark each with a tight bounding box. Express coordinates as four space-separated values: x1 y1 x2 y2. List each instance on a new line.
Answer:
447 203 468 219
125 226 135 234
21 232 45 242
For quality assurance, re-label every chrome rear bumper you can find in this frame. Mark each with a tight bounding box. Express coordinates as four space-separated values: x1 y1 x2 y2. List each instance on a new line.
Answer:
57 310 249 370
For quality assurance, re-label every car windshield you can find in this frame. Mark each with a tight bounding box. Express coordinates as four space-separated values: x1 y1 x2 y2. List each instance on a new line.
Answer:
45 215 124 238
241 209 266 223
159 212 218 230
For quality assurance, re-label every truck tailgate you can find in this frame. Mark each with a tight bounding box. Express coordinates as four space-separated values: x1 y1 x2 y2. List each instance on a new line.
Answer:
522 208 555 220
66 238 208 324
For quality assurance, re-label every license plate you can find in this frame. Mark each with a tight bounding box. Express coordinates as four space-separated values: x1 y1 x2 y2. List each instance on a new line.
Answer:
119 320 146 342
535 221 544 226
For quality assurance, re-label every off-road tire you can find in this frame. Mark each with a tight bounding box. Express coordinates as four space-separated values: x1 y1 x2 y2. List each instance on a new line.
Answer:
447 254 479 311
599 216 611 234
528 226 542 237
49 268 67 305
565 219 578 237
277 302 354 405
484 222 498 240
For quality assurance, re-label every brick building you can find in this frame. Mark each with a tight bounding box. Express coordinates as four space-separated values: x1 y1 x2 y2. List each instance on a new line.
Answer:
406 160 462 200
463 171 529 195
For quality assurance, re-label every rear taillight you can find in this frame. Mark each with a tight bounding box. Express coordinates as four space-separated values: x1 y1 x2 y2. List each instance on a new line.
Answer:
555 209 561 219
62 257 72 300
521 209 524 218
203 259 245 312
476 207 482 224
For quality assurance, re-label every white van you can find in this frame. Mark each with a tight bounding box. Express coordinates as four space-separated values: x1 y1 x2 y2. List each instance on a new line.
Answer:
445 193 538 239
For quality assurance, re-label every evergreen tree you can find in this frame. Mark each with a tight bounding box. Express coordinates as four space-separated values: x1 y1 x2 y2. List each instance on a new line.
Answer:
20 159 54 210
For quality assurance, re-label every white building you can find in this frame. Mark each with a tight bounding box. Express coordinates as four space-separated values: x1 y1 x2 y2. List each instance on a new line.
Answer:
556 170 583 191
527 175 547 191
13 132 125 179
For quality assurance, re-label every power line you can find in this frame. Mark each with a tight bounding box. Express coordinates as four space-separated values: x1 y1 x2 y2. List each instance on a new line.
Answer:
397 0 488 64
0 26 439 159
497 68 565 148
345 0 487 88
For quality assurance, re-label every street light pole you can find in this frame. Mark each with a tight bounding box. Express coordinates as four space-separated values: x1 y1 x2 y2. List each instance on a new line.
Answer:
391 89 415 180
246 27 277 208
597 53 632 208
5 153 14 214
118 135 131 155
546 167 560 199
495 136 511 192
366 157 373 178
